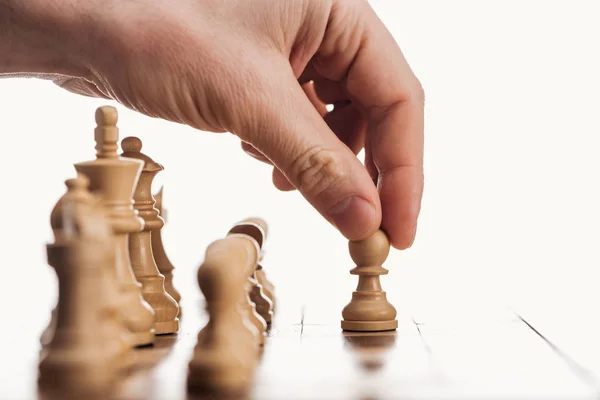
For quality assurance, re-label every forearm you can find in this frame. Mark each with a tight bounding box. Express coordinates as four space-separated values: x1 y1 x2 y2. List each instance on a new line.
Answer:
0 0 90 77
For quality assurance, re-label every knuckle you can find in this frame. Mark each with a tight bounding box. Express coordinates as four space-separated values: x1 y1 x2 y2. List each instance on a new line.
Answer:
291 146 349 198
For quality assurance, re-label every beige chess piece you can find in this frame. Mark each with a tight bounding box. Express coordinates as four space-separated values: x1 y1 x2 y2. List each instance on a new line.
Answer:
74 106 155 347
226 225 266 345
231 219 274 323
151 186 182 317
39 176 131 394
243 217 276 313
341 229 398 332
121 136 179 335
188 234 261 394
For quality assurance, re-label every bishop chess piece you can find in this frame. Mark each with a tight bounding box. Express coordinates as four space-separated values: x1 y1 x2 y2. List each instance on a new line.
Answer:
341 229 398 332
188 234 260 394
121 136 179 335
74 106 155 347
151 187 182 317
39 176 131 394
229 221 273 325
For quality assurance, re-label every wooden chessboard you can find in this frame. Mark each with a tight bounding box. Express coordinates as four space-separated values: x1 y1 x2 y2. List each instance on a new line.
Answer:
7 295 598 400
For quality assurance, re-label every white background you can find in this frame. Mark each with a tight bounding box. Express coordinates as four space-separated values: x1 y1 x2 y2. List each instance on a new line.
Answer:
1 0 600 383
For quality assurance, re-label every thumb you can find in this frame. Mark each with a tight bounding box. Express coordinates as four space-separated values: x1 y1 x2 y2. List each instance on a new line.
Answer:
235 62 381 241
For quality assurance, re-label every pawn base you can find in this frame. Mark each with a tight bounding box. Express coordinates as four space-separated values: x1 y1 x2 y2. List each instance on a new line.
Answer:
155 319 179 335
341 319 398 332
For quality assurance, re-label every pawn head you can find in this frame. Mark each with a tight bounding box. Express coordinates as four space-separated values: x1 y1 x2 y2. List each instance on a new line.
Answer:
121 136 143 153
65 175 90 192
349 229 390 266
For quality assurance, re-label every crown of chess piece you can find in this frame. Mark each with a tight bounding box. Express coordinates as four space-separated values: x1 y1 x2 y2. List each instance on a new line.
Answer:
151 186 182 318
39 176 131 394
341 229 398 332
74 106 155 347
229 220 273 325
188 234 261 394
121 136 179 335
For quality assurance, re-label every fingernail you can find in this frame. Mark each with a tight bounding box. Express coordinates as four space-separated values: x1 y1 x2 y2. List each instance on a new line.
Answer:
329 196 376 239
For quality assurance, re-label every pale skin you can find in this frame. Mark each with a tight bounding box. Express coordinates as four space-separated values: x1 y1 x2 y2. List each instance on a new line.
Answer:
1 0 424 249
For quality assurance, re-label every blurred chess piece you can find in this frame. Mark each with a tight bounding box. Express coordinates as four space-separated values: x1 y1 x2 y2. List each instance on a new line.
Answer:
228 222 270 340
39 176 131 394
243 217 276 313
234 218 275 322
39 307 57 350
121 136 179 335
74 106 155 347
188 234 261 394
152 186 182 317
341 229 398 332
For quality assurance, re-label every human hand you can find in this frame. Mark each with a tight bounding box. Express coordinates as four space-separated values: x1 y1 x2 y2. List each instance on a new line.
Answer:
4 0 424 249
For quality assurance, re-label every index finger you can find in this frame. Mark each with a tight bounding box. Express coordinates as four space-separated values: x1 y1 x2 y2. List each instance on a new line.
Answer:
313 0 424 249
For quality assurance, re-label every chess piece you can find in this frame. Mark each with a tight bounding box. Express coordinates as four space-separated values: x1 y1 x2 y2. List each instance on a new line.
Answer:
188 234 260 394
39 176 131 393
39 306 57 349
226 225 267 345
244 277 267 346
341 229 398 332
121 136 179 334
74 106 155 347
242 217 276 313
230 220 274 323
152 186 182 318
255 259 276 313
248 274 271 325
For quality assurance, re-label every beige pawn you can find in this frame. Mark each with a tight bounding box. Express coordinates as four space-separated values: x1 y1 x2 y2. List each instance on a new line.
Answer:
151 186 182 317
74 106 155 347
188 234 260 394
341 229 398 332
229 221 273 325
243 217 276 313
121 136 179 335
39 176 131 394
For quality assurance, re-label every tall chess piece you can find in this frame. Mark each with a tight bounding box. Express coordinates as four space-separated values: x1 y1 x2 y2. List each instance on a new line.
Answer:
341 229 398 332
151 186 182 317
39 176 131 394
243 217 276 313
121 136 179 335
229 221 273 326
229 218 273 324
188 234 260 394
75 106 155 347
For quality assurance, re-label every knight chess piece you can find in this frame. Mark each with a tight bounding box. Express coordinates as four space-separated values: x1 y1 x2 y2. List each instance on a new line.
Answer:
121 136 179 335
341 229 398 332
74 106 155 347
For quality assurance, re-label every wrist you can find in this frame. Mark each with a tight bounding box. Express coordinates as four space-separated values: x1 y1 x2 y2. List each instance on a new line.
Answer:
0 0 94 77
